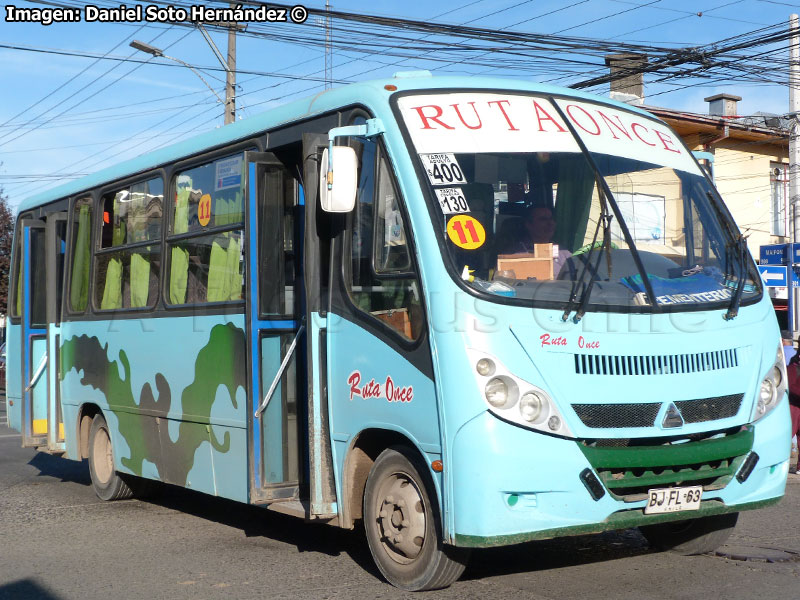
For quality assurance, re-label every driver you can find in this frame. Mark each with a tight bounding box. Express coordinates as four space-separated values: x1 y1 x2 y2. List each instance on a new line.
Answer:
507 199 572 277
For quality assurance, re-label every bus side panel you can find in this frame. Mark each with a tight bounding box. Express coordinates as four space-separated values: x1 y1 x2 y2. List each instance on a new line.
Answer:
58 314 248 503
326 315 443 513
5 322 22 431
61 402 82 460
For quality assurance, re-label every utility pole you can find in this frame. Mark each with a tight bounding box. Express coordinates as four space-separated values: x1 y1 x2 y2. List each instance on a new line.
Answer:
225 2 237 124
791 14 799 336
324 0 331 89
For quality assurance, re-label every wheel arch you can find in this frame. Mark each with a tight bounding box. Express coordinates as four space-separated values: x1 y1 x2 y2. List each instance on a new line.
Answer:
340 427 441 530
77 403 102 459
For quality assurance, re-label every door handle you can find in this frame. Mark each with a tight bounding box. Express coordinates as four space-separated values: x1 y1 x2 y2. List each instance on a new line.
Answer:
255 324 305 418
25 354 48 392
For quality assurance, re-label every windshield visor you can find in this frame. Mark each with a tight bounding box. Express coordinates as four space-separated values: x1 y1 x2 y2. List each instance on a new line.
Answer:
397 92 760 311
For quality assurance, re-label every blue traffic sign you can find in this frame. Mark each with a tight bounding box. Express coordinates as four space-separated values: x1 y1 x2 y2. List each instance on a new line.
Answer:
758 264 788 287
792 243 800 265
760 244 788 265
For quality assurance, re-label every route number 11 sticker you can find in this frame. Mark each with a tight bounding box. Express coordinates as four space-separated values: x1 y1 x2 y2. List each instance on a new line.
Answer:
435 188 470 214
447 215 486 250
419 153 467 185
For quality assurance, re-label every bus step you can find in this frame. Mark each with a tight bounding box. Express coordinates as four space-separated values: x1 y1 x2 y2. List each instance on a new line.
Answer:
265 499 339 526
34 446 64 456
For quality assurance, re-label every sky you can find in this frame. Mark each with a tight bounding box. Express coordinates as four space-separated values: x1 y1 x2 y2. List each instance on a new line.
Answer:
0 0 797 209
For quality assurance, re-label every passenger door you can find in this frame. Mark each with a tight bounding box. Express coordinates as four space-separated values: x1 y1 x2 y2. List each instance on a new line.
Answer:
45 213 68 453
246 151 303 504
301 133 339 518
324 135 437 451
19 215 66 451
302 127 439 526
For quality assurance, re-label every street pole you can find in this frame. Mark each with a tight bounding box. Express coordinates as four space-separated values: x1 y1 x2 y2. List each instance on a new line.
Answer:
325 0 331 89
791 14 799 337
225 2 237 124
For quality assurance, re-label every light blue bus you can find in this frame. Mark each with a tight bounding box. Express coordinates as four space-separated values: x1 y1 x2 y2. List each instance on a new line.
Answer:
5 73 789 590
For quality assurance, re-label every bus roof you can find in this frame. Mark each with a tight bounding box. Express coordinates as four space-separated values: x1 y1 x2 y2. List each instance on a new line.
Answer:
17 74 653 214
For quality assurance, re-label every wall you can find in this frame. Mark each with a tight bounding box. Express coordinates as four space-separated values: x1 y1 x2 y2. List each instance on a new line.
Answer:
710 139 788 258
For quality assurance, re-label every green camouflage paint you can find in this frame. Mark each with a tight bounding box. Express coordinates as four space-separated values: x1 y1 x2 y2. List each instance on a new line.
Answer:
60 322 246 485
59 332 157 474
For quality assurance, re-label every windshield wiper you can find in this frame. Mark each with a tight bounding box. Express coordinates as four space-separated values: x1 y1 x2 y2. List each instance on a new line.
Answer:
562 184 614 323
724 234 749 321
702 190 751 321
549 96 657 319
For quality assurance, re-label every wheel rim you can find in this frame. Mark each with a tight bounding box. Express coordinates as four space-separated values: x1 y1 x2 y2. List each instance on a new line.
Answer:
374 471 427 565
92 426 113 485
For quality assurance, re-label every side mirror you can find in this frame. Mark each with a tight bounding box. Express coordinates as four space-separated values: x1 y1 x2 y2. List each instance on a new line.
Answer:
319 146 358 213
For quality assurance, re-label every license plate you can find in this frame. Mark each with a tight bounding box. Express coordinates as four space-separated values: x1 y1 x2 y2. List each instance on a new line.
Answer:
644 486 702 514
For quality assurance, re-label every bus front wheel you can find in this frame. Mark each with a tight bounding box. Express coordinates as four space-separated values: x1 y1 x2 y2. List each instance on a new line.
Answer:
639 512 738 555
88 414 133 501
363 446 469 591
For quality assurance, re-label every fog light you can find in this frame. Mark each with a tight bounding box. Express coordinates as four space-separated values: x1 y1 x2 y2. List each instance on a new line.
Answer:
485 377 508 407
476 358 495 377
519 392 543 422
548 415 561 431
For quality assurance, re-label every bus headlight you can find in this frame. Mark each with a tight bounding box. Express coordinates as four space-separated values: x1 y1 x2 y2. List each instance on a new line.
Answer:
485 377 509 407
753 344 787 422
468 348 572 437
519 392 546 423
771 365 783 389
757 379 774 415
476 358 495 377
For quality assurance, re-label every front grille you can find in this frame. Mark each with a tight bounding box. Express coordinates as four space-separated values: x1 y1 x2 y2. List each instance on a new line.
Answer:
578 427 753 501
573 393 745 429
574 348 738 376
675 394 744 423
572 403 661 428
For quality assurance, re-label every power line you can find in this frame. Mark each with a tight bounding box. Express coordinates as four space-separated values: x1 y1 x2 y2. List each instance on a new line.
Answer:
0 25 187 146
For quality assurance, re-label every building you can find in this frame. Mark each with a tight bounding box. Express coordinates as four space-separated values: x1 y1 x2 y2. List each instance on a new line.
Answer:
606 55 792 260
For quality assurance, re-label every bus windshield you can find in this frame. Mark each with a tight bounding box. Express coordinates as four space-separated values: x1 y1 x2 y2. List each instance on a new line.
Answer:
396 92 761 311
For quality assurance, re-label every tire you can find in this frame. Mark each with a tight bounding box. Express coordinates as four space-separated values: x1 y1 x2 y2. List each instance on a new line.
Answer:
640 512 738 555
88 414 133 501
121 474 162 500
363 446 469 591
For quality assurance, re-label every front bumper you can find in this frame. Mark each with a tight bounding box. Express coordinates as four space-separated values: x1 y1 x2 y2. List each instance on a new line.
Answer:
450 396 790 548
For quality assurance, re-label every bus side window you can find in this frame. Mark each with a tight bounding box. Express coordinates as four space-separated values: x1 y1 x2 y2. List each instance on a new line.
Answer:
94 178 163 311
347 141 423 341
166 154 246 306
69 197 92 313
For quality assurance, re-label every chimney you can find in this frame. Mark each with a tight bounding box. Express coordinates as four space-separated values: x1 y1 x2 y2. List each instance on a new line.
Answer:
605 53 647 105
704 93 741 117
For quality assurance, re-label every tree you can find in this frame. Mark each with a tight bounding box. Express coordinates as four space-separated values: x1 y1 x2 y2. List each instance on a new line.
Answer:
0 184 14 314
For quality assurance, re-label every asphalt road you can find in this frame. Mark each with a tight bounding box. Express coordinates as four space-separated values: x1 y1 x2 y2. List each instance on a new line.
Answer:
2 404 800 600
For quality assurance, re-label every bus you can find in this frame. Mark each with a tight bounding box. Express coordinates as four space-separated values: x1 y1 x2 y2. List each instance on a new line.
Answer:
5 73 789 590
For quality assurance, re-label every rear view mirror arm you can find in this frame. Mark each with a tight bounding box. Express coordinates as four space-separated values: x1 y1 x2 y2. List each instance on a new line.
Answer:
326 119 385 190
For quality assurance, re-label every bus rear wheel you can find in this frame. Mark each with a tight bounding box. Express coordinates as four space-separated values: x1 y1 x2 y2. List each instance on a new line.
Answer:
639 512 738 555
88 414 133 501
363 446 469 591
